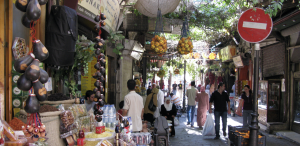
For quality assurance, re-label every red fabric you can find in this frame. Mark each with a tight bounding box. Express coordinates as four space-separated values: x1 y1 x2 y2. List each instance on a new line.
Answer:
239 65 249 81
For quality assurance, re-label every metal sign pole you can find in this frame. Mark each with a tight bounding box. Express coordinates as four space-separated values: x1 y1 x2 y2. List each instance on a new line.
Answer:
249 43 260 146
182 60 187 112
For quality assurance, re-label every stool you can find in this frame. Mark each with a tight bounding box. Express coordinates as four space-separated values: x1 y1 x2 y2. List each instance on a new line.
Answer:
158 135 169 146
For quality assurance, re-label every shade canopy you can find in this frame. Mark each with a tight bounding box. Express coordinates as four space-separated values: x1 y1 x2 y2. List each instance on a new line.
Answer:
134 0 181 17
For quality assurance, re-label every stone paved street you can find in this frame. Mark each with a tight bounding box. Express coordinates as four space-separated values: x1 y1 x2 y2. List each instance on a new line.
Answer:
169 112 300 146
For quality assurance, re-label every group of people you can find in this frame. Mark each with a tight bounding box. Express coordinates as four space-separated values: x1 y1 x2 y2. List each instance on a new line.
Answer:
82 78 254 141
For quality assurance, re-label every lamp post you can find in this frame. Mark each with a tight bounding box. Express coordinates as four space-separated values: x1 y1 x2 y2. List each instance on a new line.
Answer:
182 60 187 112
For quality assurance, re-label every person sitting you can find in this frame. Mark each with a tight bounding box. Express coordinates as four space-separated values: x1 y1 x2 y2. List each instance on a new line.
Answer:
160 97 177 137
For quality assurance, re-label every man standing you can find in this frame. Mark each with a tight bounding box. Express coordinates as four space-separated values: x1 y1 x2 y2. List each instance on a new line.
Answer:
123 79 144 132
172 81 178 95
178 81 183 99
209 82 231 139
186 81 198 127
85 90 96 112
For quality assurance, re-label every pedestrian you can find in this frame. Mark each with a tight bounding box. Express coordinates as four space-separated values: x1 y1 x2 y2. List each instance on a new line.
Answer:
209 82 231 139
195 86 209 129
84 90 96 112
144 85 159 125
186 81 198 127
123 79 144 132
241 85 253 127
178 81 183 99
154 86 164 118
160 97 177 137
170 93 182 108
147 86 152 96
172 81 178 95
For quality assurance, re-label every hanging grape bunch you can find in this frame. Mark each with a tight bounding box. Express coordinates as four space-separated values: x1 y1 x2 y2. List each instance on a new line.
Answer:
93 13 106 123
14 0 49 142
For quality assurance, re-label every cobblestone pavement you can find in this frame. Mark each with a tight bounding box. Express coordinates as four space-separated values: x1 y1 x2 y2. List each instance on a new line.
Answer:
169 113 300 146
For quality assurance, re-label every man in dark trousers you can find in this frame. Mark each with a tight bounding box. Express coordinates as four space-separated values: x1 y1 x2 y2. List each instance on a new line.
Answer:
178 81 183 99
172 81 178 95
209 82 231 139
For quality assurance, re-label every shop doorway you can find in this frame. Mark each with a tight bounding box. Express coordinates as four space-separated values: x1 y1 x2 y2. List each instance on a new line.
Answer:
107 56 116 105
292 80 300 133
267 81 281 122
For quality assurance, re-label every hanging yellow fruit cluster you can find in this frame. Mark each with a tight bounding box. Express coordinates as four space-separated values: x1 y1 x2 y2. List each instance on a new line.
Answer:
135 79 141 86
177 36 193 55
174 68 180 74
135 86 141 93
157 70 166 77
208 52 216 60
151 35 167 55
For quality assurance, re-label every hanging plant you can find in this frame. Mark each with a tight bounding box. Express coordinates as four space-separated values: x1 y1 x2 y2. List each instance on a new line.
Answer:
174 68 180 74
157 69 166 78
151 35 167 55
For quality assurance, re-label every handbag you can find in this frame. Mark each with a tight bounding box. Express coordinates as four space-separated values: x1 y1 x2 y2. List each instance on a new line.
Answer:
148 93 156 112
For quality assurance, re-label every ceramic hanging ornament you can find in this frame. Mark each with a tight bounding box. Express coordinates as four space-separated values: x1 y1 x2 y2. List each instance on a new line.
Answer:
22 14 36 28
24 94 40 113
33 40 49 61
17 74 33 91
25 59 40 81
94 42 103 49
95 48 101 55
92 71 102 79
39 68 49 84
32 80 47 101
94 62 101 70
14 53 35 73
100 13 106 20
15 0 31 12
26 0 41 21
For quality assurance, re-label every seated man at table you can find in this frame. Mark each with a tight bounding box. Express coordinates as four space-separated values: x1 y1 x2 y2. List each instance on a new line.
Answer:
85 90 96 112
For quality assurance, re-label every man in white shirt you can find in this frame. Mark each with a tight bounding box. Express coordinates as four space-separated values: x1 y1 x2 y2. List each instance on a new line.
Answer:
123 79 144 132
154 86 164 118
186 81 198 127
170 93 182 107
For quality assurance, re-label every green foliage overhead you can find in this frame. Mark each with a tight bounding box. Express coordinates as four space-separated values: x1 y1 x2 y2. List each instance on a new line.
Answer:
106 29 125 57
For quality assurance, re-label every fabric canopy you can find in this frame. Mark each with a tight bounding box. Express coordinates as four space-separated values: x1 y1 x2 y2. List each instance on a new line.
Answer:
134 0 181 17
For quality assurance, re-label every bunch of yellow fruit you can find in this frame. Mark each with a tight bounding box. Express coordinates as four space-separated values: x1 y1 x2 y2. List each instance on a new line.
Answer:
157 70 166 77
151 35 167 55
177 36 193 55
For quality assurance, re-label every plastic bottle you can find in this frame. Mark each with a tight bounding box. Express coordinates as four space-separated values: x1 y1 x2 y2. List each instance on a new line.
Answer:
108 105 113 123
103 105 108 124
112 104 116 122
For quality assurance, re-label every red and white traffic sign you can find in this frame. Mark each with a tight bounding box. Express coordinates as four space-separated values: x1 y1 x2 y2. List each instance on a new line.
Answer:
237 8 273 43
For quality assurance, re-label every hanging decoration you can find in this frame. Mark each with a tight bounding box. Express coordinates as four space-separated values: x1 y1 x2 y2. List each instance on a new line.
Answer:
157 69 166 78
208 52 217 60
14 0 49 142
177 16 193 55
150 8 167 56
174 68 180 74
92 2 106 128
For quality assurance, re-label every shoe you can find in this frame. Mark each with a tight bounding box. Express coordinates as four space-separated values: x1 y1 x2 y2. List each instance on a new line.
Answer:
199 127 203 130
214 136 220 139
191 125 194 128
187 123 190 125
223 132 227 137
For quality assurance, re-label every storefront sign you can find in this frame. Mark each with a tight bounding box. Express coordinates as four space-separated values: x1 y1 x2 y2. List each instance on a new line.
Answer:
220 45 236 62
77 0 120 31
81 57 98 96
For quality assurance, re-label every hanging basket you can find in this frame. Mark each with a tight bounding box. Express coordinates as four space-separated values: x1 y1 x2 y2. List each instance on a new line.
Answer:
174 68 180 74
157 69 166 78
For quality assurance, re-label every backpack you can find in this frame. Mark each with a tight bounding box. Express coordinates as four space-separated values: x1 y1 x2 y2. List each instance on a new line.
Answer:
148 93 156 112
44 5 78 66
154 116 169 136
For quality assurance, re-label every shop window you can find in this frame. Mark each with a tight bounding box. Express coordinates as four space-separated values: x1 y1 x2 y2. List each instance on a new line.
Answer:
258 81 268 109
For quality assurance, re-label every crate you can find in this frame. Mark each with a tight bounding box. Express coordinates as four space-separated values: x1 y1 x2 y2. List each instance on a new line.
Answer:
228 125 249 142
234 133 266 146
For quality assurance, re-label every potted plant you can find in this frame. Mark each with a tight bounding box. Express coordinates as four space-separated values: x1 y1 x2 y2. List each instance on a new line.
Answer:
151 62 156 68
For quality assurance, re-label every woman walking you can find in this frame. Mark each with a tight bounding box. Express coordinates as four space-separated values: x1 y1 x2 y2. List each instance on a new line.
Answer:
241 85 253 127
160 97 177 137
195 86 209 129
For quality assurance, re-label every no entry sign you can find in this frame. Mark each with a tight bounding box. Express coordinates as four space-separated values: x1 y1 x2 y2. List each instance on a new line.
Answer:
237 8 273 43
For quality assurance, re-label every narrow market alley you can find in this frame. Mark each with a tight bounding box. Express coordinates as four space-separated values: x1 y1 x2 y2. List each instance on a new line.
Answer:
169 113 300 146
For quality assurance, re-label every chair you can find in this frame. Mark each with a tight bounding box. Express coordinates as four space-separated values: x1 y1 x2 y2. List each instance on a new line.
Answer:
157 135 169 146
